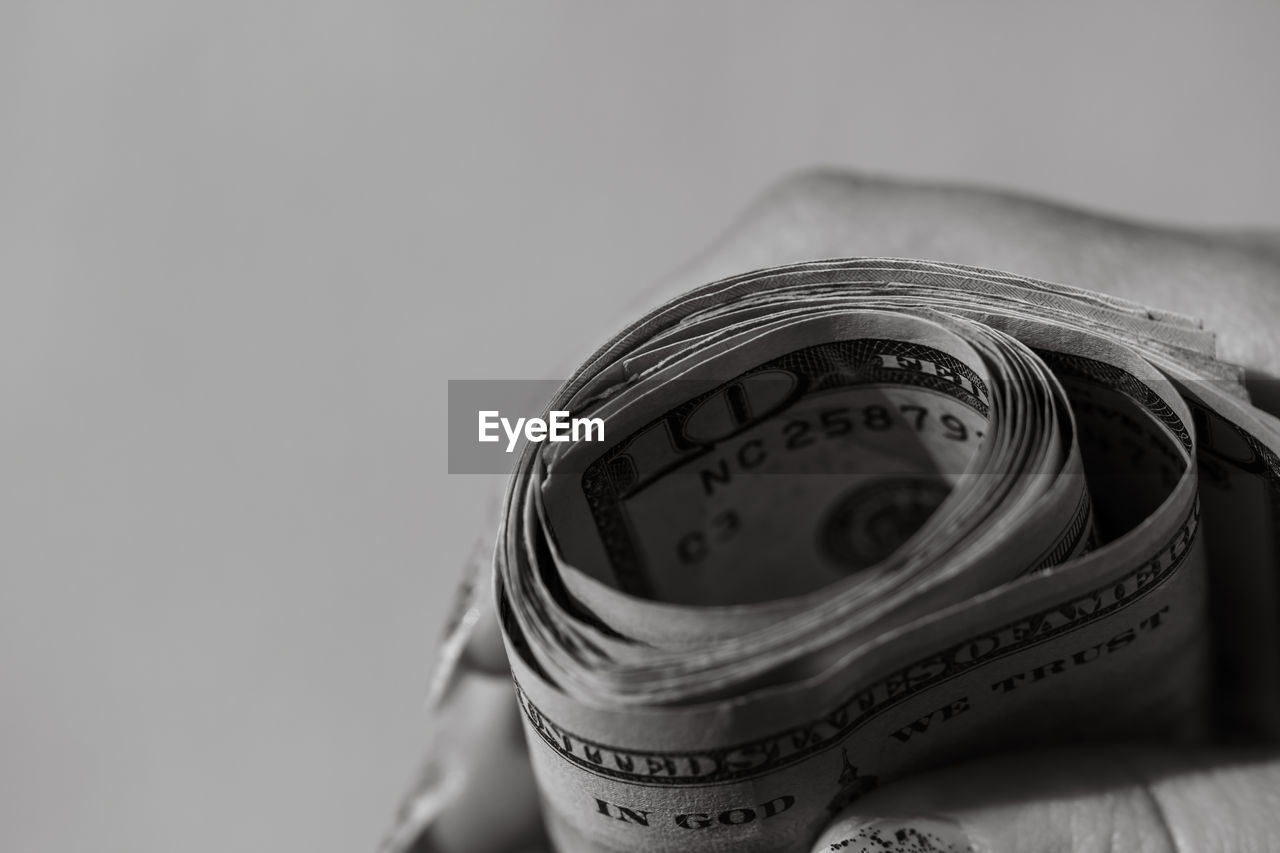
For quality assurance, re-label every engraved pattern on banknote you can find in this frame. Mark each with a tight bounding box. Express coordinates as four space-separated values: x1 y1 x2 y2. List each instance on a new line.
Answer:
515 498 1199 787
580 339 991 597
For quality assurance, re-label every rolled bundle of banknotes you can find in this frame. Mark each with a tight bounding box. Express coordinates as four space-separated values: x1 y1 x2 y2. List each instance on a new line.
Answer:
495 259 1280 852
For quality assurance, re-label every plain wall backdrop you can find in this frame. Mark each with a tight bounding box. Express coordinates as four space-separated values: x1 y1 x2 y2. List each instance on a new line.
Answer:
3 2 1279 851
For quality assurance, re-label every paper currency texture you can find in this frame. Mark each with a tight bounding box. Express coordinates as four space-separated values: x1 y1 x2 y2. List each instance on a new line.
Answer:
492 259 1280 852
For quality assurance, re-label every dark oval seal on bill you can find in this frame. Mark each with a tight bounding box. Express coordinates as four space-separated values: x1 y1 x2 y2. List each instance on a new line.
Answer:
820 476 952 572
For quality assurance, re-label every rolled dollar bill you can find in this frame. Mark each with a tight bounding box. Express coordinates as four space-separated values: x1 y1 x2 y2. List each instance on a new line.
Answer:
494 259 1280 852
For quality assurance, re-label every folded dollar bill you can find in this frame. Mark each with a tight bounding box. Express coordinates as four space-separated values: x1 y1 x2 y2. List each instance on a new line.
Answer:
494 259 1280 853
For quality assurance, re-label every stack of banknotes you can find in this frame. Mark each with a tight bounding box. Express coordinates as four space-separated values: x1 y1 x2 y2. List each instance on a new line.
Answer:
493 259 1280 852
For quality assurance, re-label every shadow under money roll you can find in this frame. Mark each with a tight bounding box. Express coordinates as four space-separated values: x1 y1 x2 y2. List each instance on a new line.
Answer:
493 258 1279 853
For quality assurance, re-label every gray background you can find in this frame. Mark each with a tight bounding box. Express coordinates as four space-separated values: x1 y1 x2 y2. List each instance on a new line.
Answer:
3 2 1280 852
